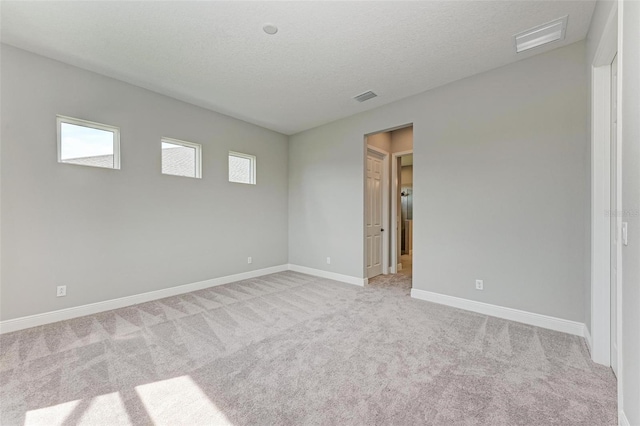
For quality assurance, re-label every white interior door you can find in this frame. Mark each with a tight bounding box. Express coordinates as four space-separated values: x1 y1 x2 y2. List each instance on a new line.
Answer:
366 152 384 278
610 53 619 377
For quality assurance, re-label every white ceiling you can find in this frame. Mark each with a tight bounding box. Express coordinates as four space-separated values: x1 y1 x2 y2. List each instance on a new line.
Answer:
1 1 595 135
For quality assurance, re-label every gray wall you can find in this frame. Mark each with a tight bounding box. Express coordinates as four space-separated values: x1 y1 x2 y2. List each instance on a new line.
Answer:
620 0 640 421
0 45 289 321
289 42 589 322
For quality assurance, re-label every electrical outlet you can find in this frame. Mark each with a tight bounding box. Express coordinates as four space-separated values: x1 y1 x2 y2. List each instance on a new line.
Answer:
475 280 483 290
326 257 331 264
56 285 67 297
247 257 252 264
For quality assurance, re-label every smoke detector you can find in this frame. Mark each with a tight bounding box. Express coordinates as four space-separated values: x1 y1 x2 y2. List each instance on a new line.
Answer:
263 24 278 35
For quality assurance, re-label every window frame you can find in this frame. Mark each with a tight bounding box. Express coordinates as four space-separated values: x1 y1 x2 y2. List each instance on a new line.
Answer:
56 115 121 169
161 137 202 179
228 151 256 185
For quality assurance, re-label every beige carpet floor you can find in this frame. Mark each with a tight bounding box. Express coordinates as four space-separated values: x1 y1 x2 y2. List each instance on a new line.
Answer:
0 271 616 425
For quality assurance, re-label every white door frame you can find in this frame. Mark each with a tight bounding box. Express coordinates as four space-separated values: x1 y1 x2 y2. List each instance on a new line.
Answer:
391 149 413 274
609 52 619 377
590 1 621 390
366 145 390 276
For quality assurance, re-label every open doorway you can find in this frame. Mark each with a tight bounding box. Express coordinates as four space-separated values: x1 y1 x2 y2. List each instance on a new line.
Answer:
396 153 413 278
364 125 413 287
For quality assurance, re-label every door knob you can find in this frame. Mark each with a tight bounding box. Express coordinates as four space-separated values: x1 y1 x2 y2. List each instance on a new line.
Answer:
381 228 384 232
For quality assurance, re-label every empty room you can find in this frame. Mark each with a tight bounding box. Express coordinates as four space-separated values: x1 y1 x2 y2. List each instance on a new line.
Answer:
1 1 639 425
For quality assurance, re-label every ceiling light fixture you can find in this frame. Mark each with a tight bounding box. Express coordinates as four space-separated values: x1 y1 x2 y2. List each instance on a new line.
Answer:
263 24 278 35
514 16 568 53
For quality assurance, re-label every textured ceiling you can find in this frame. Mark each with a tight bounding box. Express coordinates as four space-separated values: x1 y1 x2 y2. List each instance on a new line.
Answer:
1 1 595 135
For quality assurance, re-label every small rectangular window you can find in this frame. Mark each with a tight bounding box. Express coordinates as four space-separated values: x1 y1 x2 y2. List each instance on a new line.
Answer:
229 151 256 185
57 116 120 169
161 138 202 179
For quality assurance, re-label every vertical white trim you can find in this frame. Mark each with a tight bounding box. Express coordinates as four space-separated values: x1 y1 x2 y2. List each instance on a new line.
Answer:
590 2 623 417
391 155 398 274
615 1 624 413
590 3 618 368
366 145 390 276
391 150 413 275
610 52 622 378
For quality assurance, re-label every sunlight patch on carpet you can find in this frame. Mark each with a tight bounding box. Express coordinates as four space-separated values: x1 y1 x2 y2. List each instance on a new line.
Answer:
135 375 234 425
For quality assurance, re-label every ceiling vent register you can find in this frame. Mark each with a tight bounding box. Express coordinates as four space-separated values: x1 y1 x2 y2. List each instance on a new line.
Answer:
353 91 378 102
514 16 568 53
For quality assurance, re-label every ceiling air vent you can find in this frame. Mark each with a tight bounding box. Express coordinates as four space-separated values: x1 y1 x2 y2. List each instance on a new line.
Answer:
515 16 568 53
353 91 377 102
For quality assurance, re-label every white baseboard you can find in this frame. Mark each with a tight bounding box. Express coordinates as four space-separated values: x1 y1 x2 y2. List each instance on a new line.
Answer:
619 410 630 426
0 265 288 334
0 267 583 338
287 264 366 287
410 289 585 336
584 326 593 353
